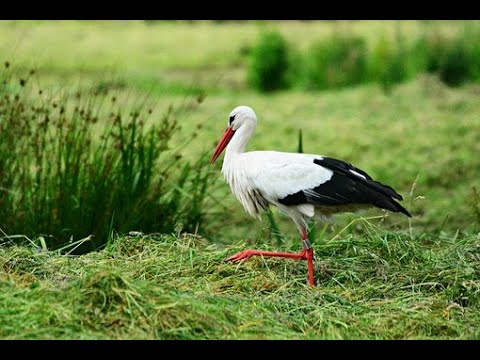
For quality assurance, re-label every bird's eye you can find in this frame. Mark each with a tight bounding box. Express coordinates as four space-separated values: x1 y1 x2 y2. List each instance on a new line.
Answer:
229 115 235 125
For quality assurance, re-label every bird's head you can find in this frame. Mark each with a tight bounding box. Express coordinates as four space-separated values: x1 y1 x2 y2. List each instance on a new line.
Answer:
210 106 257 163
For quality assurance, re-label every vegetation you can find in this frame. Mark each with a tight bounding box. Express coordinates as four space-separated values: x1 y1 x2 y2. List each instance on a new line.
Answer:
1 232 479 339
247 23 480 92
304 35 368 90
248 31 290 92
0 64 213 252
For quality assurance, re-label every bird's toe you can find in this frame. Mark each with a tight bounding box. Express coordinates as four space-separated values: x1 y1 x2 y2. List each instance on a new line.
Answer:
225 250 252 263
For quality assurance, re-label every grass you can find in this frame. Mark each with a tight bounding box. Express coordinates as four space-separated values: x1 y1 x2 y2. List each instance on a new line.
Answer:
1 229 479 339
0 64 215 252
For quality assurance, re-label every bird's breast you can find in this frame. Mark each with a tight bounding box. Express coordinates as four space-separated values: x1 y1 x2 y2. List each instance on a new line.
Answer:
222 159 268 219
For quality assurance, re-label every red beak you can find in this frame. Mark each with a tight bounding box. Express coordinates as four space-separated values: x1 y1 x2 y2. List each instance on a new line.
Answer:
210 127 235 163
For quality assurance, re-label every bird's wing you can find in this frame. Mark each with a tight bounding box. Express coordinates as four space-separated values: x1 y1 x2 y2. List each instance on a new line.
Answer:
243 152 410 217
277 156 411 217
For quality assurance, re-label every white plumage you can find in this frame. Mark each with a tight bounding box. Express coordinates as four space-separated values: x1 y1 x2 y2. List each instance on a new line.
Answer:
223 150 333 226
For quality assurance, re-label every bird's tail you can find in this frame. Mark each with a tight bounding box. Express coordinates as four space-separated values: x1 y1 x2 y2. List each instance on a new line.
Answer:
367 179 411 217
389 199 412 217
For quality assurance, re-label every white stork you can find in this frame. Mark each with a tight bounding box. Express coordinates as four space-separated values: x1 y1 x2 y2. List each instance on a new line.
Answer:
210 106 411 287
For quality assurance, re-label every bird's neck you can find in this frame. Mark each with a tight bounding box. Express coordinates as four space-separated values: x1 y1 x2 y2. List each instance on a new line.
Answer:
224 123 255 163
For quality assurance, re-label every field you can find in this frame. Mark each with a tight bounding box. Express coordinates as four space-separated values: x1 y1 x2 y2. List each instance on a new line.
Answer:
0 20 479 339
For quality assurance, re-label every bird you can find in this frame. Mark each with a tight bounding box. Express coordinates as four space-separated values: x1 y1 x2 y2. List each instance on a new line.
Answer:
210 105 411 287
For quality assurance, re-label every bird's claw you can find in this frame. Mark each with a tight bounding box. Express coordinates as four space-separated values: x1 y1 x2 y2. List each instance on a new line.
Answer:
225 250 254 263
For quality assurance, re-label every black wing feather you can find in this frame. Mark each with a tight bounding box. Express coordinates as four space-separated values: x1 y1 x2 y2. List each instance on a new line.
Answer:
278 157 411 217
315 157 404 201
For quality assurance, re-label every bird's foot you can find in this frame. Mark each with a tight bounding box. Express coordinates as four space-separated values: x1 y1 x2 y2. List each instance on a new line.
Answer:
225 250 257 263
225 249 311 262
225 248 315 287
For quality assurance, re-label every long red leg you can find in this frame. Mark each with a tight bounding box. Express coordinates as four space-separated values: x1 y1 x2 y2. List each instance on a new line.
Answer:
225 227 315 287
301 227 315 287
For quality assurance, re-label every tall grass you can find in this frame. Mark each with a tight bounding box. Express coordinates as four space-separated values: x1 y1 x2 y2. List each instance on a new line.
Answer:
0 62 214 252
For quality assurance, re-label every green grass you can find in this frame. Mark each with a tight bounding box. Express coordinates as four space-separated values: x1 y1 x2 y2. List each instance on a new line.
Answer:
0 64 214 251
1 230 479 339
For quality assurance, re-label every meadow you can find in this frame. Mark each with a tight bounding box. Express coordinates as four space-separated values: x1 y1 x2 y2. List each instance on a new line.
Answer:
0 20 479 339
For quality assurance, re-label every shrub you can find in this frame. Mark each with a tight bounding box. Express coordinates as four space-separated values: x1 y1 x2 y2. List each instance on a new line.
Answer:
369 33 421 94
439 42 473 87
416 25 480 87
247 31 290 92
422 33 451 74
